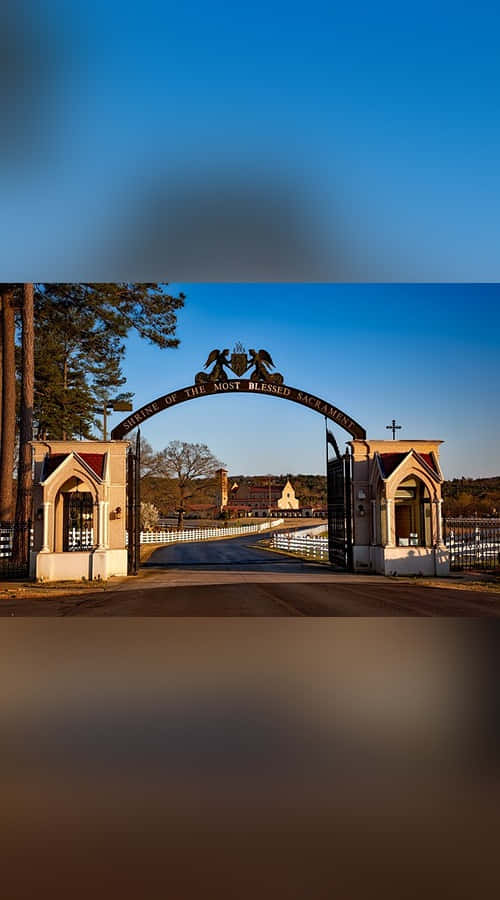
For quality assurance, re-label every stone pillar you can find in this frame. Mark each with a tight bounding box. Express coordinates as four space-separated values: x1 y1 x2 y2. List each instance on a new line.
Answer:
386 498 394 547
371 499 377 544
104 501 109 548
41 501 51 552
97 500 107 550
436 498 444 544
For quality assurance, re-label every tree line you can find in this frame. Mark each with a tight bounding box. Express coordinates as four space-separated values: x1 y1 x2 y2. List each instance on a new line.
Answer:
141 469 500 521
0 284 185 552
442 476 500 517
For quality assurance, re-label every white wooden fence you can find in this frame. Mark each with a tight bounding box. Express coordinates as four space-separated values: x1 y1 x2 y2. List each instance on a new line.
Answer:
136 519 284 545
271 532 329 561
2 521 285 556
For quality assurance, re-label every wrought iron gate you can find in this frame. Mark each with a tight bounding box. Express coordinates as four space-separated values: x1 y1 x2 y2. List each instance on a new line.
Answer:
127 431 141 575
0 521 32 579
326 428 353 570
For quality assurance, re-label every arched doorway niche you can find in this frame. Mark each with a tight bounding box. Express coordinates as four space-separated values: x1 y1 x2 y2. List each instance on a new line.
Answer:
52 476 97 553
391 474 432 548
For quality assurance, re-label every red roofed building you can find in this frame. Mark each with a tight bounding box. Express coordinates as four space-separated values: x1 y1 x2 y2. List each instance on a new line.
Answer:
215 469 300 516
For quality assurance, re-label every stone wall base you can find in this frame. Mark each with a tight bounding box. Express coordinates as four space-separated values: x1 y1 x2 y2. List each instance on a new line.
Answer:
30 549 128 582
353 545 450 576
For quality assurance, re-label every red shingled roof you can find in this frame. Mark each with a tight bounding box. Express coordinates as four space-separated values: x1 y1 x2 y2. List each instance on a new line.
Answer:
378 453 407 478
78 453 105 478
42 451 105 480
43 454 69 479
417 452 438 474
378 451 438 479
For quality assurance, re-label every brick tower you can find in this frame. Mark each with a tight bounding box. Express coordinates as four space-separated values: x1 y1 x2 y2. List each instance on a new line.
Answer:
215 468 228 512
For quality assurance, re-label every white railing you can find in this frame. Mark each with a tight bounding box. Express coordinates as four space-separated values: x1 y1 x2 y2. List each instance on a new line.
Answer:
271 532 329 561
2 521 285 554
67 528 94 550
285 524 328 539
136 519 284 545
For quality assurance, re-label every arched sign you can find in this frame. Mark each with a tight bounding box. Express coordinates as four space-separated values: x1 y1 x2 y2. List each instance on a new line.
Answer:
111 379 366 440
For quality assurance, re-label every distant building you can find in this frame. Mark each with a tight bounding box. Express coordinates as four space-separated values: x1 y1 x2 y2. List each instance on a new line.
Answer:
215 468 300 517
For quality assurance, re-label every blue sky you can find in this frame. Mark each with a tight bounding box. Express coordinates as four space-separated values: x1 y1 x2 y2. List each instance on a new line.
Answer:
3 1 500 278
111 285 500 479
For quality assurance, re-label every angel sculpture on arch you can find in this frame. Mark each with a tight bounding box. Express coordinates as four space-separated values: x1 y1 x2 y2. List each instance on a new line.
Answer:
248 349 284 385
195 349 231 384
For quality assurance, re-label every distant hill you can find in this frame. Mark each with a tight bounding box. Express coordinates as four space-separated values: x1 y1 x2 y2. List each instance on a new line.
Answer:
233 474 500 514
140 472 500 518
442 476 500 516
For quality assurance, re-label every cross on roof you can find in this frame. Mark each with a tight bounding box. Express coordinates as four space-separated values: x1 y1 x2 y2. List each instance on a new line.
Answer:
386 419 402 440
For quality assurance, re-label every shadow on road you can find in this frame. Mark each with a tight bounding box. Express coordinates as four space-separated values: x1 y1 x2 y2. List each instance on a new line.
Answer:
143 558 332 573
57 581 500 617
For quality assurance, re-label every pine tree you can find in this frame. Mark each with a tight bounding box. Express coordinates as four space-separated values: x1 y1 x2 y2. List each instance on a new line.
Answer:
13 284 34 562
34 283 185 439
0 286 16 520
34 300 97 438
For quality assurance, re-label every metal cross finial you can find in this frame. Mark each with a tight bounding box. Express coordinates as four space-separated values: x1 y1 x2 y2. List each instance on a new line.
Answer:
386 419 402 440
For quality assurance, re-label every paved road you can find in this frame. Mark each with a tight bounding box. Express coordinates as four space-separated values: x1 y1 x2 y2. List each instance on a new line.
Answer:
2 534 499 615
145 532 325 571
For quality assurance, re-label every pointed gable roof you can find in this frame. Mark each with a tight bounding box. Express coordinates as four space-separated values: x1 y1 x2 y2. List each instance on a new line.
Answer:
41 451 106 485
376 449 442 483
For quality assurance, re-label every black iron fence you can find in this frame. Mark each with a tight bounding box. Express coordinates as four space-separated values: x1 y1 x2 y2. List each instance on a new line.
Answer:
444 518 500 571
0 521 32 579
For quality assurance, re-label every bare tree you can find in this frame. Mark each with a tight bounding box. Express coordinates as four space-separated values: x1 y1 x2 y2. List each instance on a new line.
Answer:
0 286 16 521
161 441 224 530
135 434 166 478
13 284 34 562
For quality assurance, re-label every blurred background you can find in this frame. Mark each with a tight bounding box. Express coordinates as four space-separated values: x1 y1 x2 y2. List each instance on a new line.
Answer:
2 3 499 893
2 0 500 280
1 622 500 897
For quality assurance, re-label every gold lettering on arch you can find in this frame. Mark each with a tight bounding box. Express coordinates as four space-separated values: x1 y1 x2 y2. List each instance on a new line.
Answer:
111 381 366 440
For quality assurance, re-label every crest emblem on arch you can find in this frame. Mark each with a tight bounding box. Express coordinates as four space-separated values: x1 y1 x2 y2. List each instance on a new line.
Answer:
195 343 285 384
229 342 250 376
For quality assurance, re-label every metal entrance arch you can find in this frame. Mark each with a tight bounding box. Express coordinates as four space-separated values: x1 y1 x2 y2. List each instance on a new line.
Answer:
113 348 366 573
110 380 366 442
